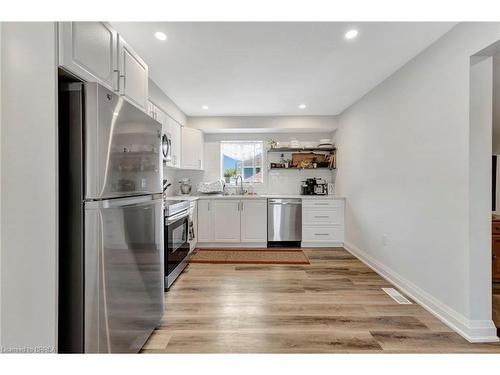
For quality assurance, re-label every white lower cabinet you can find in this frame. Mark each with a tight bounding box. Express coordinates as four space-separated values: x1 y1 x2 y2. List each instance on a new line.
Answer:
197 199 267 245
302 199 345 246
197 200 213 242
240 200 267 242
213 200 241 242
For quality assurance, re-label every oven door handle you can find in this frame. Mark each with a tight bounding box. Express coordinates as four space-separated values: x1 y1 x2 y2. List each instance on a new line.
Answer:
165 210 189 225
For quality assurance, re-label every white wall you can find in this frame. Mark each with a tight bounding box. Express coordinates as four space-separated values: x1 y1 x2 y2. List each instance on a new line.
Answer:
149 79 187 126
175 132 336 196
1 23 58 351
469 56 493 322
493 56 500 154
0 21 3 348
336 23 500 342
187 115 338 133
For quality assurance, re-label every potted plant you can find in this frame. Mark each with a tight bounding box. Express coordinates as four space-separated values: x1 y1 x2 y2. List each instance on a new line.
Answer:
223 168 237 183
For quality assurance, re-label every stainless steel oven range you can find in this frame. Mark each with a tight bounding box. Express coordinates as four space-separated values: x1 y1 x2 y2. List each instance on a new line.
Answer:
164 199 191 288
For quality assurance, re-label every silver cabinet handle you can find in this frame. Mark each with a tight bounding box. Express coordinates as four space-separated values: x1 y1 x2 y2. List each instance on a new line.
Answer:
119 73 126 95
314 233 330 236
208 201 210 211
113 69 120 92
314 215 329 218
241 202 243 211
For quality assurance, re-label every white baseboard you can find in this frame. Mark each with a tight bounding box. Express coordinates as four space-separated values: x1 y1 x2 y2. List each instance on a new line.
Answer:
302 242 344 248
196 242 268 249
344 241 499 343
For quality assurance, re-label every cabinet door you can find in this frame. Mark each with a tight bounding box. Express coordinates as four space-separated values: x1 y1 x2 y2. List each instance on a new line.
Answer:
195 129 204 170
197 200 213 242
170 120 182 167
191 201 198 249
117 36 148 110
240 199 267 242
493 236 500 281
213 200 241 242
59 22 118 90
181 127 198 169
181 127 204 170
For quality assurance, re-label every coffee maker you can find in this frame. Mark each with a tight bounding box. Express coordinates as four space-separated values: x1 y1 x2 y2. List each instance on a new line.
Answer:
301 178 328 195
301 178 316 195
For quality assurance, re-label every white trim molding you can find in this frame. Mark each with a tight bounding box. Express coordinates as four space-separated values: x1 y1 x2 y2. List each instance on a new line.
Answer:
344 241 499 343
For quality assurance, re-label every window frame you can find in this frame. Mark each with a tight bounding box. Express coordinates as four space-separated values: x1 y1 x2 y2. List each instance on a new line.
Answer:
219 141 265 185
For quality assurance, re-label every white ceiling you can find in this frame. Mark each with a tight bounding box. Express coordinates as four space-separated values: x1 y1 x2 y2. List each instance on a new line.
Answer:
112 22 456 116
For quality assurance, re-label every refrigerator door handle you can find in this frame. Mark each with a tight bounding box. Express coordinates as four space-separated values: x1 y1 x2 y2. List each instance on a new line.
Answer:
85 194 162 209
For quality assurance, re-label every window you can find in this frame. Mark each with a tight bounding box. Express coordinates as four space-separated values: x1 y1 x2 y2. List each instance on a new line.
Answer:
220 141 263 184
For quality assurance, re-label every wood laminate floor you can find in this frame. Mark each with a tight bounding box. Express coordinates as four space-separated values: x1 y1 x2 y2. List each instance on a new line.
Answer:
141 248 500 353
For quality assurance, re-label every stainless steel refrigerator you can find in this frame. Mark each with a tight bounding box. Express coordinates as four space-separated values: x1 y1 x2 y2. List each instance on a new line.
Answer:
58 78 164 353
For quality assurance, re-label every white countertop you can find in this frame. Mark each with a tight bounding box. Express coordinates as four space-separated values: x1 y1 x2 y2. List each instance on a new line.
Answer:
166 194 345 201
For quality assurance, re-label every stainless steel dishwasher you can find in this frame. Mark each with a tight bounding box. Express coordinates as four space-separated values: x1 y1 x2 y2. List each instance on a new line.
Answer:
267 198 302 247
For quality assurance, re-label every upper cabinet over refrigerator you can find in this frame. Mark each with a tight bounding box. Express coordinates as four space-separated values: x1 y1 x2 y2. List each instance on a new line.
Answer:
59 22 149 111
84 83 162 199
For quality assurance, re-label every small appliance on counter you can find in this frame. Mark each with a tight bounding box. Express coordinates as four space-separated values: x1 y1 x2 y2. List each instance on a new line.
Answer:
301 178 329 195
179 178 192 195
314 178 328 195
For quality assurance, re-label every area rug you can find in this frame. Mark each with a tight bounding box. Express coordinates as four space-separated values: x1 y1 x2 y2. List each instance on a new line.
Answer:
190 249 310 265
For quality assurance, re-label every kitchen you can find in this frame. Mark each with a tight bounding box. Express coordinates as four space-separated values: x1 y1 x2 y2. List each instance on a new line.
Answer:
55 21 345 353
3 17 500 360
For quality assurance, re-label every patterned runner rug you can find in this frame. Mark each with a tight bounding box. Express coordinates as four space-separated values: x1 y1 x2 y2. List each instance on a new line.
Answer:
190 249 310 265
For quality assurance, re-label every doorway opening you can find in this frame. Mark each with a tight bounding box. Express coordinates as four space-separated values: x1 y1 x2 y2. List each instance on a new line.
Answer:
470 42 500 340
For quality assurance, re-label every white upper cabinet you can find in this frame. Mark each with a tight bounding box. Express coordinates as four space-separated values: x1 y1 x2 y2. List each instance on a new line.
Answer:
212 200 241 242
240 199 267 242
59 22 118 91
59 22 148 111
117 36 148 110
169 119 182 168
181 127 204 170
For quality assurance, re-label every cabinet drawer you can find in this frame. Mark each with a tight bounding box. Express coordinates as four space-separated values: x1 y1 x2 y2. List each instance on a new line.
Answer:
303 209 342 225
493 222 500 235
302 226 344 242
493 236 500 251
303 200 342 210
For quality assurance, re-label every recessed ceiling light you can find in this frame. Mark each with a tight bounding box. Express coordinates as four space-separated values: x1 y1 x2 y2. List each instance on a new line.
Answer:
201 105 209 110
154 32 167 41
344 29 358 40
298 104 307 109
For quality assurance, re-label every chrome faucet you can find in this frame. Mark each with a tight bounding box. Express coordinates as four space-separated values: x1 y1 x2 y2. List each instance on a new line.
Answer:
235 175 244 195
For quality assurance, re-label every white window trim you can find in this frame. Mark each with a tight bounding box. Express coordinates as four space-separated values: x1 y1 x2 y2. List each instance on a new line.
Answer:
220 141 265 185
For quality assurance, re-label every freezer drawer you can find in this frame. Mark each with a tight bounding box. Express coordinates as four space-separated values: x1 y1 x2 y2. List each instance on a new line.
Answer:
84 195 164 353
84 82 163 199
267 198 302 242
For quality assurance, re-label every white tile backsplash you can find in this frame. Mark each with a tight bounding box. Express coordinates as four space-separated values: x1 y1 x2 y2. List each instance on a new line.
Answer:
168 131 337 196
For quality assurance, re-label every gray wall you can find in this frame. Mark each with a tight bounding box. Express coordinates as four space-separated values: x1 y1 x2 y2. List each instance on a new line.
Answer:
336 22 500 341
1 23 58 351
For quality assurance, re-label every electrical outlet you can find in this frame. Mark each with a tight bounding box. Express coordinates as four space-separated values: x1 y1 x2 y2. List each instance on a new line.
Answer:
382 234 388 246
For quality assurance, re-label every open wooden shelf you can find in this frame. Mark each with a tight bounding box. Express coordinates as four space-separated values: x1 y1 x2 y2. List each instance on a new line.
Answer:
267 147 336 153
268 167 335 171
